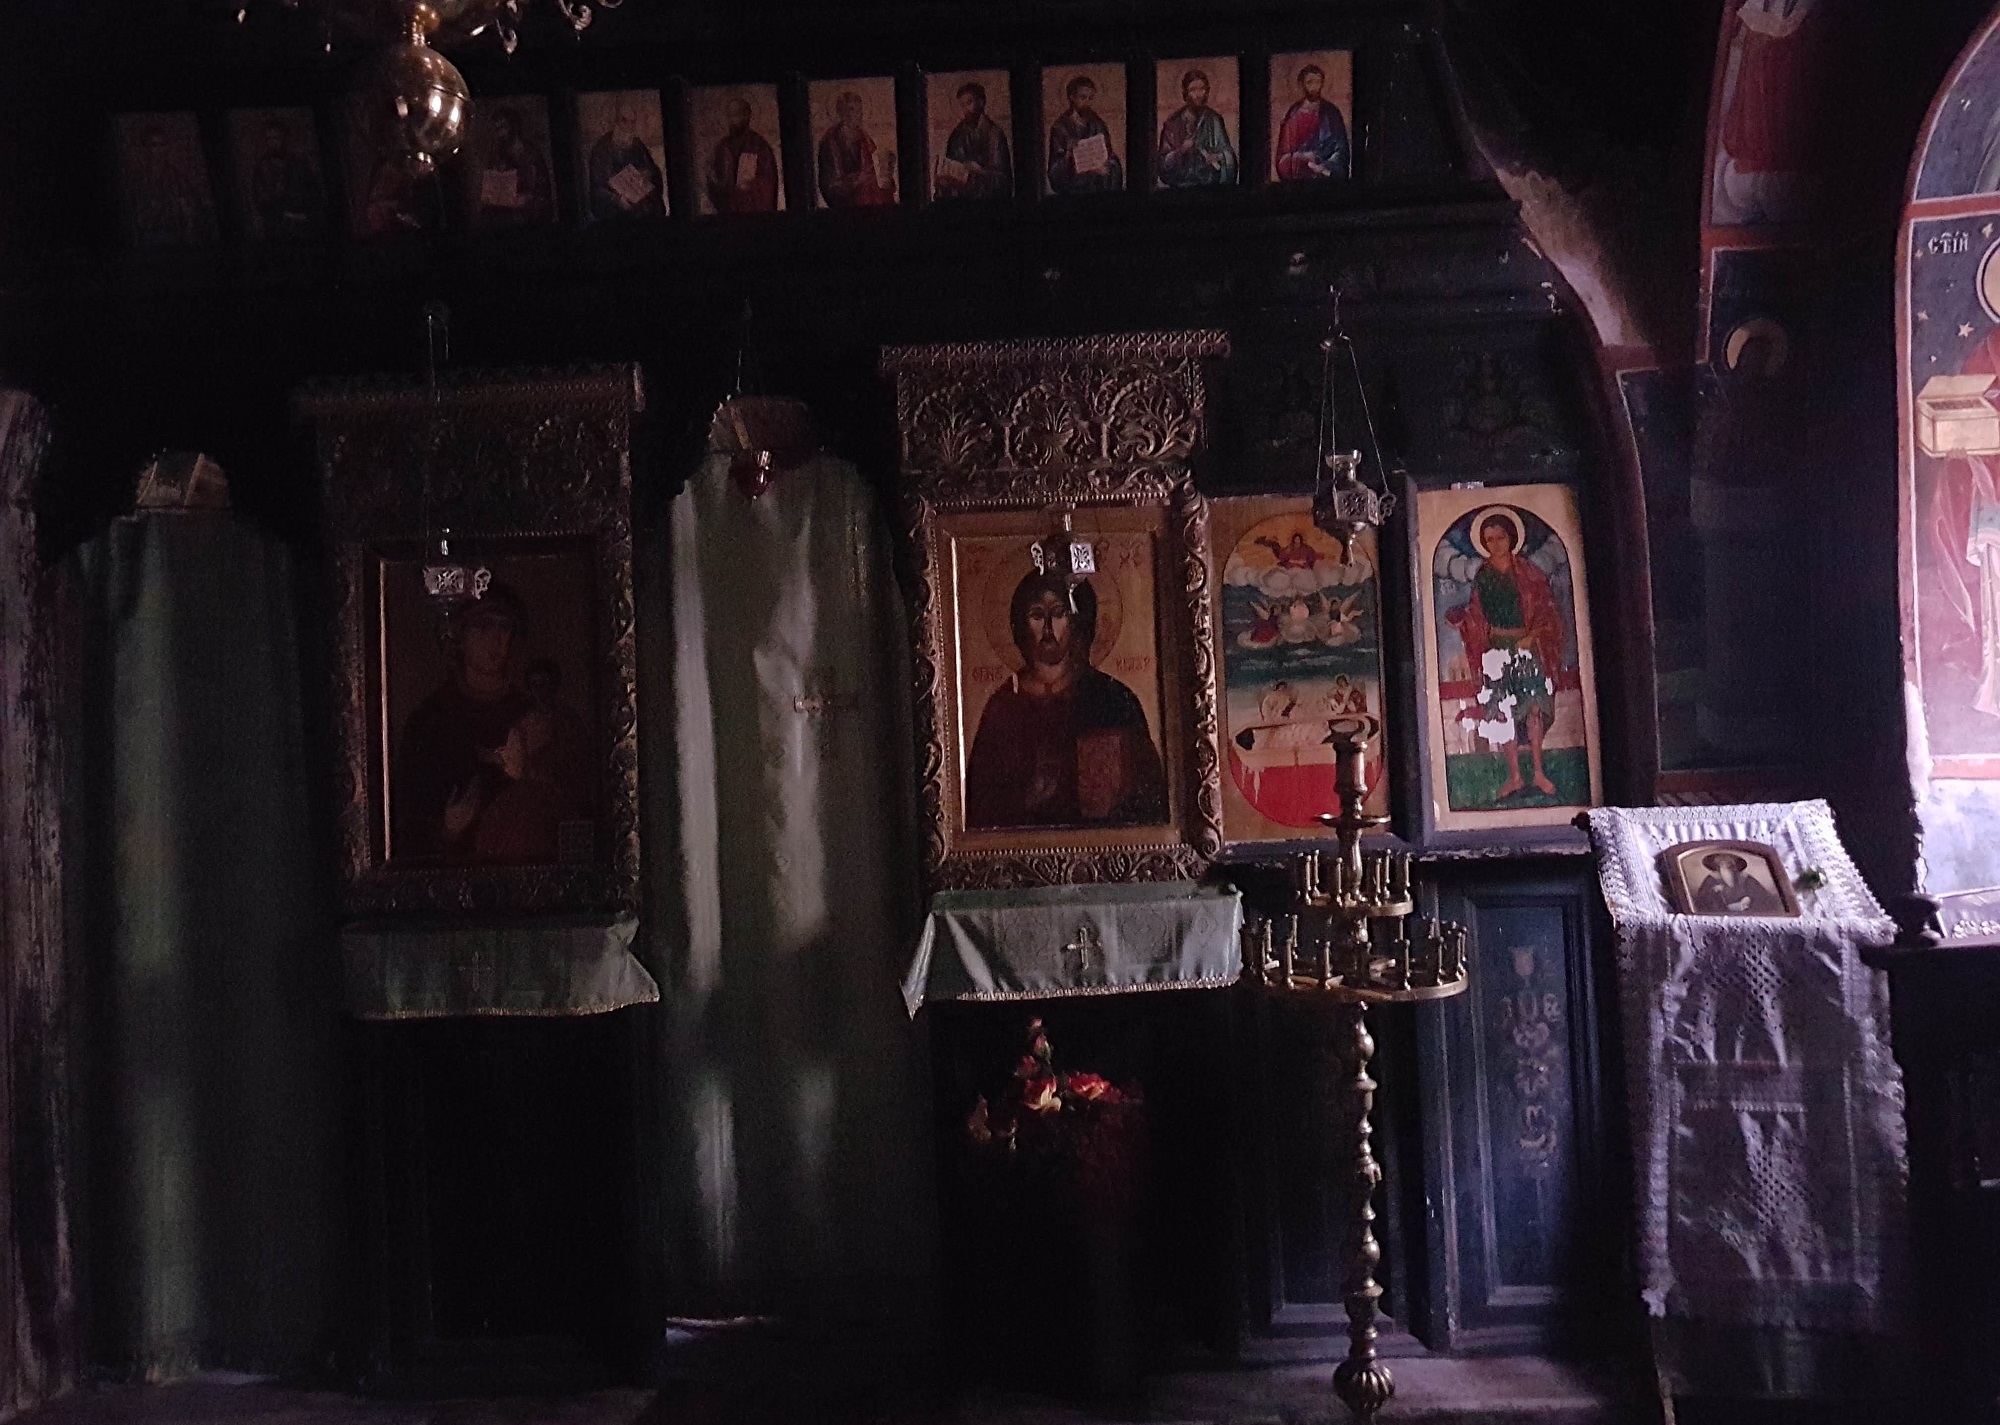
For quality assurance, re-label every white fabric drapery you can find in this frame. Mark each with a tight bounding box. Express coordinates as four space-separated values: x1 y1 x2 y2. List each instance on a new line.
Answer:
1584 801 1907 1335
644 451 936 1325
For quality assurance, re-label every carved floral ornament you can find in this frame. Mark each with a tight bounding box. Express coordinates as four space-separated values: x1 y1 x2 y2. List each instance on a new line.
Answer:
884 330 1229 499
882 332 1229 891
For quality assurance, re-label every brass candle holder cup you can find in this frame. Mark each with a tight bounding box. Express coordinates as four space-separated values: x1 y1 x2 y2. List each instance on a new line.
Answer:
1243 716 1469 1424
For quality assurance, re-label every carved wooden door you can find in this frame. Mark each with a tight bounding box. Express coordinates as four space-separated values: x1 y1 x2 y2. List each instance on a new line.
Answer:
1411 866 1626 1352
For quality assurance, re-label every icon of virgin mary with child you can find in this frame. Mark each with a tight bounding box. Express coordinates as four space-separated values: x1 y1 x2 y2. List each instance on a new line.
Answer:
393 586 592 865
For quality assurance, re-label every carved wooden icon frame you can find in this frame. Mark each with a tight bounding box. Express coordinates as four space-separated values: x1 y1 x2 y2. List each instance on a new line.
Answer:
881 331 1228 890
296 365 643 919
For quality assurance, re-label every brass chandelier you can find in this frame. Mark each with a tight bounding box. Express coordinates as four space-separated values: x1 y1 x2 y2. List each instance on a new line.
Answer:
240 0 624 173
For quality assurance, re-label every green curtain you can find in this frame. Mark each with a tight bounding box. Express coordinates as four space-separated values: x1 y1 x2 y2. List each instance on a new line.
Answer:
636 453 938 1335
69 513 340 1378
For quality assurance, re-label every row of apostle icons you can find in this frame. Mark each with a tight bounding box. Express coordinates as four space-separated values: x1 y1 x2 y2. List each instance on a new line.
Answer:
111 52 1354 250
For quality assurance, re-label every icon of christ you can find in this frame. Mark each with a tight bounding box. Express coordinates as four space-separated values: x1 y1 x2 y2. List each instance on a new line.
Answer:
963 571 1166 829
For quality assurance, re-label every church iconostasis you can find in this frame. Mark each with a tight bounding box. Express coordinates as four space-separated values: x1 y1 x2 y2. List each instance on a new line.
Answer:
887 330 1617 883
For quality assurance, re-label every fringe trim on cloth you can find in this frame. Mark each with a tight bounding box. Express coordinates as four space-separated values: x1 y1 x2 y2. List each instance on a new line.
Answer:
1582 802 1908 1335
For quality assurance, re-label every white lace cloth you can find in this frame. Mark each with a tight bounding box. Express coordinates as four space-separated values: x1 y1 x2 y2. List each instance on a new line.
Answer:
1583 802 1908 1333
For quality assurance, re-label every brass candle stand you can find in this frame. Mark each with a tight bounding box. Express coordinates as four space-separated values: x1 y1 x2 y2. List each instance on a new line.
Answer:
1243 717 1469 1425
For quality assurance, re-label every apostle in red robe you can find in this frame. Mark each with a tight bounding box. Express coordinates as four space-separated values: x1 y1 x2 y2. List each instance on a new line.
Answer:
705 97 781 215
1273 64 1350 183
817 91 896 208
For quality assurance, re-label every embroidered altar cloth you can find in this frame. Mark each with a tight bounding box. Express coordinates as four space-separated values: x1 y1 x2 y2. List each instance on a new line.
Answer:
341 915 659 1019
903 881 1243 1015
1583 801 1907 1334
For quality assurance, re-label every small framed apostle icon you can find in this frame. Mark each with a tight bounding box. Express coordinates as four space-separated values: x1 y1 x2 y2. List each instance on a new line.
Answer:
114 111 219 250
1268 50 1353 184
1040 63 1128 196
226 107 326 244
690 84 786 215
925 68 1014 201
1153 56 1241 191
463 95 558 231
575 89 669 224
808 76 900 208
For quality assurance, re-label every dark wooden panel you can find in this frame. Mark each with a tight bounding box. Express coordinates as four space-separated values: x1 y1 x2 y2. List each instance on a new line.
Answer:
1415 865 1621 1352
361 1015 639 1393
927 991 1246 1378
1871 934 2000 1417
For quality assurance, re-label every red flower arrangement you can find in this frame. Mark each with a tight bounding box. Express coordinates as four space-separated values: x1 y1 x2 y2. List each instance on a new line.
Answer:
965 1017 1144 1213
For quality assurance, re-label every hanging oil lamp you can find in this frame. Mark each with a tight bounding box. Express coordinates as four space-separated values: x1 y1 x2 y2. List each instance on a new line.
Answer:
1312 291 1397 562
414 303 493 611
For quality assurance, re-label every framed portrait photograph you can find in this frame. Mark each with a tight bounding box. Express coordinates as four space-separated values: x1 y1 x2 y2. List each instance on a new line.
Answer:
1269 50 1354 184
1040 63 1127 196
1412 482 1603 842
575 89 668 224
1153 56 1240 191
226 107 326 244
690 83 785 215
463 95 557 231
881 331 1229 889
296 366 643 918
809 76 900 208
1659 840 1801 917
1209 497 1387 846
114 112 218 250
925 68 1014 202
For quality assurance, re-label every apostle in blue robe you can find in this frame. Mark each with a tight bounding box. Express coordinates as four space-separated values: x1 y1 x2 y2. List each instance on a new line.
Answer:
1046 74 1124 195
934 81 1013 200
1155 69 1238 189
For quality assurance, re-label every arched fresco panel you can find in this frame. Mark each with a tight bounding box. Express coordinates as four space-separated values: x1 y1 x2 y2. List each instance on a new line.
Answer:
1901 7 2000 932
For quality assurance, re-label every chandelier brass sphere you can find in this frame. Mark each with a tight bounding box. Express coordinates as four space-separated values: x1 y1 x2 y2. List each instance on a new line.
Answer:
360 28 471 177
237 0 623 173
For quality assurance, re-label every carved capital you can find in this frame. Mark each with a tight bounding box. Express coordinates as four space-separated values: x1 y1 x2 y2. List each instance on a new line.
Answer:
882 330 1229 499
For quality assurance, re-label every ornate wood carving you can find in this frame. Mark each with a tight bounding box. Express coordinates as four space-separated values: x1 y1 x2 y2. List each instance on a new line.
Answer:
295 366 643 919
0 388 75 1420
882 331 1227 891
